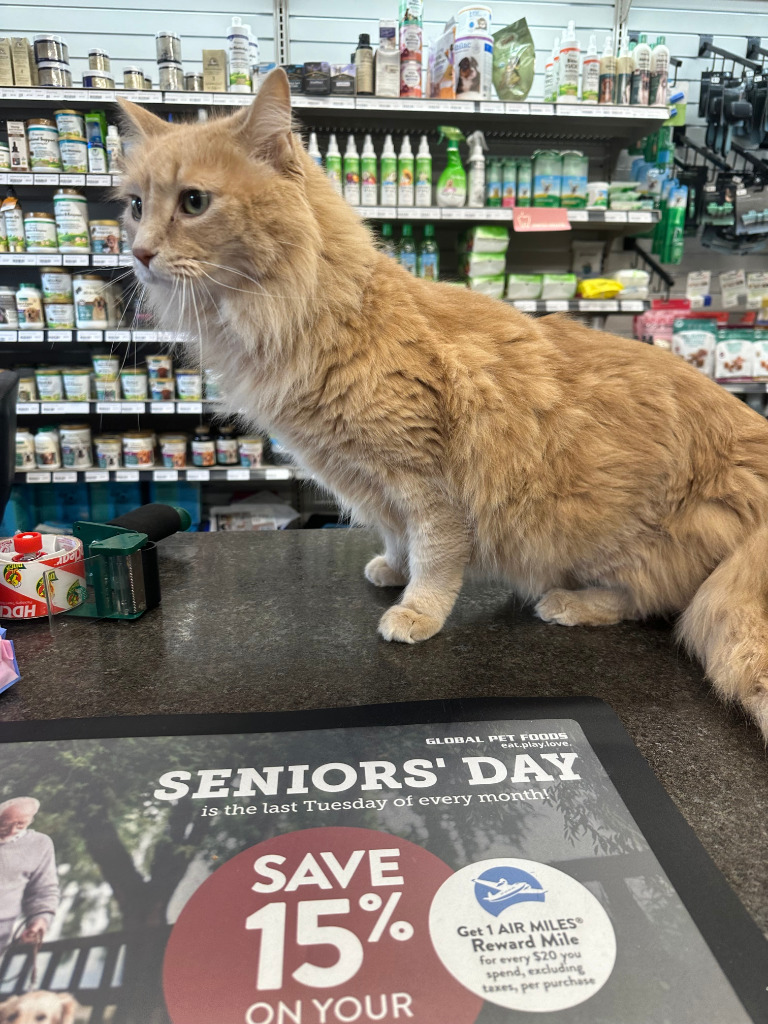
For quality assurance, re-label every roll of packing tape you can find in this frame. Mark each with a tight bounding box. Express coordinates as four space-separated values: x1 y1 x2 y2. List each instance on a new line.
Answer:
0 537 87 619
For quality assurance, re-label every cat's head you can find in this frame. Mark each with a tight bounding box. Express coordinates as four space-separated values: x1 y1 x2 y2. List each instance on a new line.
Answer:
116 70 322 331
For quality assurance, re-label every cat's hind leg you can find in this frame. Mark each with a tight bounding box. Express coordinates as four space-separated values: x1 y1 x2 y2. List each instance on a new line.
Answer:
535 587 639 627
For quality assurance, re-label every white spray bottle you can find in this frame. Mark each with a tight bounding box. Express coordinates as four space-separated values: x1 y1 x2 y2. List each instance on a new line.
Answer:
380 134 398 207
325 134 342 196
558 21 580 103
415 135 432 207
466 131 488 209
551 37 561 102
228 16 251 93
581 34 599 103
307 132 322 166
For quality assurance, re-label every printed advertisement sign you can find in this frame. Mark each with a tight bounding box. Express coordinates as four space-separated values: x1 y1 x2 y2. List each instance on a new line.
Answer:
0 699 764 1024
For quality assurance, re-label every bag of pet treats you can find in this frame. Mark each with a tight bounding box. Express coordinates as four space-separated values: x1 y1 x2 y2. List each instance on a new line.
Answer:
671 318 717 377
715 329 754 383
492 19 535 101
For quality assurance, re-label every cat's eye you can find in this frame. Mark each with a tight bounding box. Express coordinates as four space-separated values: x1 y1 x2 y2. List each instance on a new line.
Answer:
180 190 210 216
130 196 142 221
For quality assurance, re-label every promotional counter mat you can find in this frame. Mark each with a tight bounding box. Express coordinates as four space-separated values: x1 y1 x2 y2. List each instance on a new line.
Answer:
0 696 764 1024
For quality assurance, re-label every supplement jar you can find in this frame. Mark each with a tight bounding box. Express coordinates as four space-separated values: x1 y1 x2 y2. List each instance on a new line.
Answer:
54 189 90 252
146 354 173 379
123 67 145 90
122 431 155 467
54 109 86 140
61 424 93 468
94 434 121 469
59 139 88 174
16 429 35 470
175 369 202 401
88 49 111 72
89 220 121 255
156 32 182 63
23 212 58 253
150 377 175 401
120 368 148 400
158 62 184 91
37 62 72 88
26 119 62 172
238 436 263 467
61 367 91 401
16 284 45 329
160 434 188 468
35 427 61 469
34 367 63 401
0 286 19 328
191 428 216 467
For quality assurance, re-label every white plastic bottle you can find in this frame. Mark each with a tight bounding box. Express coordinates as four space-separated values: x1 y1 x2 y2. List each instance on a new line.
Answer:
544 44 555 103
307 132 322 166
398 135 414 208
581 34 599 103
415 135 432 208
467 131 486 209
631 34 652 106
105 125 123 172
650 36 670 107
361 134 378 206
558 22 580 103
325 134 342 196
343 135 361 206
551 37 561 102
228 16 251 93
380 134 397 207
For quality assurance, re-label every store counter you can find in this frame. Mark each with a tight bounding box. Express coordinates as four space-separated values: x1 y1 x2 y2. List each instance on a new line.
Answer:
3 529 767 938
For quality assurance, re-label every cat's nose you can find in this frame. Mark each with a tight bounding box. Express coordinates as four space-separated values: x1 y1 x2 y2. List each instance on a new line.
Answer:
133 247 156 268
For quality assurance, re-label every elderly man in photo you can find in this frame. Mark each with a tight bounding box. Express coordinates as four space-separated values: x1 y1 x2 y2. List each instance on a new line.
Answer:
0 797 60 956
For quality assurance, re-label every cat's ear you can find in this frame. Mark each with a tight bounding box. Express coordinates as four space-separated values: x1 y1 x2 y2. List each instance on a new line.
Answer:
233 68 297 171
117 99 171 139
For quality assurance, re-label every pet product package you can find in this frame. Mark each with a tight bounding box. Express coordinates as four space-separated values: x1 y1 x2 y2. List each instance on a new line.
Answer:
492 19 535 101
431 20 456 98
462 224 509 253
753 332 768 381
465 274 505 299
715 330 754 383
671 319 718 377
505 274 543 300
462 252 506 278
376 21 400 97
454 35 493 99
540 274 577 300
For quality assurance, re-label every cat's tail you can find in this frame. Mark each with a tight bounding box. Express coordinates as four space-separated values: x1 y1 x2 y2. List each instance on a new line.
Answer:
677 523 768 740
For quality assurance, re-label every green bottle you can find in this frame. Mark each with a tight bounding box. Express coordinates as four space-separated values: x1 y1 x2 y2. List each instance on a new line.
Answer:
415 134 433 207
486 159 502 207
380 133 397 207
360 134 378 206
380 222 397 259
436 126 467 208
325 133 342 196
417 223 439 281
343 135 361 206
399 223 417 274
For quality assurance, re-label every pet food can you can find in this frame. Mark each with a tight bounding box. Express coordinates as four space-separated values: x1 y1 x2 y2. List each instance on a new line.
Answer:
16 370 36 401
40 268 73 304
120 368 148 401
143 75 153 91
61 424 93 468
158 61 184 91
34 426 61 469
0 287 17 327
59 139 88 174
91 353 120 379
122 431 155 467
82 73 114 90
15 428 35 470
185 73 204 91
74 274 116 329
400 61 422 98
23 213 58 253
37 62 72 88
150 377 175 401
88 49 111 72
587 181 609 209
44 303 75 329
238 436 263 468
0 143 10 171
160 433 188 468
453 35 493 99
26 119 62 172
54 109 86 140
89 220 121 255
533 150 562 208
94 377 120 402
560 151 589 209
16 285 45 329
61 367 91 401
146 354 173 380
54 189 90 252
456 5 493 38
33 35 61 62
94 434 121 469
175 370 202 402
156 32 182 63
34 367 63 401
123 67 145 89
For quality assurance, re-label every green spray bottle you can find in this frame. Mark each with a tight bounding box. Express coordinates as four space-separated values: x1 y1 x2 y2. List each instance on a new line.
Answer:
436 126 467 208
380 134 397 207
325 134 342 196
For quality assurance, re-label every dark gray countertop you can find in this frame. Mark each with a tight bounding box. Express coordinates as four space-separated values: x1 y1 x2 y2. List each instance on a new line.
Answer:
4 530 767 937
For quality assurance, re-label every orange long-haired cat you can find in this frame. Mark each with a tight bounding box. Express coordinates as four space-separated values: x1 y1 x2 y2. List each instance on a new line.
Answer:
119 71 768 739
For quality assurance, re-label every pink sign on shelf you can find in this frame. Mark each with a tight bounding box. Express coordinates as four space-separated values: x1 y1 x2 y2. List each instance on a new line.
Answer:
513 208 571 232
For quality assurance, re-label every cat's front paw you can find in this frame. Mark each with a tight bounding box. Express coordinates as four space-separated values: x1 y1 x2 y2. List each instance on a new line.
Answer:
365 555 408 588
378 605 442 644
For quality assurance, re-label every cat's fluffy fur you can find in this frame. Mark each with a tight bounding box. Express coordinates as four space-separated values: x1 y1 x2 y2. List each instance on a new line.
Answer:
119 71 768 738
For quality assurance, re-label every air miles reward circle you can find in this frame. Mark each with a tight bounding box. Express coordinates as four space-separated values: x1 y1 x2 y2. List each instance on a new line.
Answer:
429 858 617 1012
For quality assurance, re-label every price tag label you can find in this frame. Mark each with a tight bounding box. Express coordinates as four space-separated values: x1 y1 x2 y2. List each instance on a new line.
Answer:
177 401 203 414
105 330 131 342
6 255 36 266
132 331 158 342
59 174 86 186
513 301 537 312
545 300 569 312
408 208 435 220
186 469 210 482
620 300 645 312
226 468 251 481
96 402 121 413
85 470 109 482
60 90 82 102
150 402 176 414
164 92 190 104
111 174 123 186
483 209 513 221
119 255 133 266
0 174 6 184
529 103 556 116
122 91 155 103
16 402 39 414
153 469 179 482
63 254 90 266
93 255 118 267
628 211 653 223
120 402 145 414
567 210 589 222
183 94 214 106
555 105 583 116
604 211 628 223
478 102 501 114
505 103 529 114
264 467 292 480
115 470 140 482
86 175 111 187
53 471 78 484
440 209 477 220
20 330 44 342
442 100 474 113
42 402 90 414
86 90 116 102
77 330 103 342
47 330 73 342
8 173 33 185
37 254 62 265
26 472 52 484
0 331 17 342
33 173 60 185
579 300 619 312
355 98 397 110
